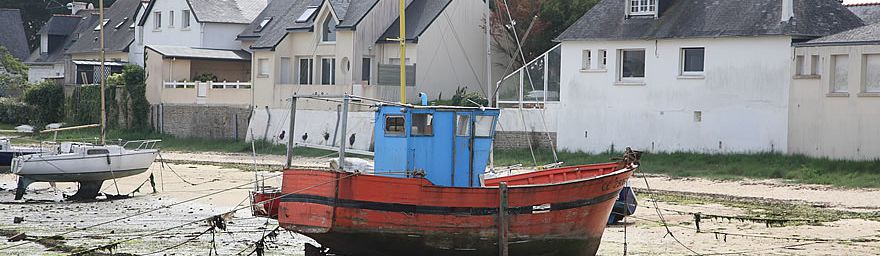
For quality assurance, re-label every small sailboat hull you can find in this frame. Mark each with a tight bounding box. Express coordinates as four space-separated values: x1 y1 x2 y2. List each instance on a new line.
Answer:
275 164 634 256
0 150 43 171
12 150 157 182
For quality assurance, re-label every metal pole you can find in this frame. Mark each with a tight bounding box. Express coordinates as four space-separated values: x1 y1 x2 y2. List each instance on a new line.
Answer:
285 97 297 169
338 96 350 170
99 0 106 145
398 0 406 103
498 182 509 256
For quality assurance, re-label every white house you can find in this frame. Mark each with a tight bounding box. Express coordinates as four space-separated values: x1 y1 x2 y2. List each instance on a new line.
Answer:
550 0 862 153
138 0 267 106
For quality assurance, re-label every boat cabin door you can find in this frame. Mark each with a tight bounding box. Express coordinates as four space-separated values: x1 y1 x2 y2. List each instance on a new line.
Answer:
453 112 475 187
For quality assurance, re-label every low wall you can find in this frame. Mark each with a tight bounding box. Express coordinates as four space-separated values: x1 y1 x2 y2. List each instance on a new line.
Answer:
151 104 251 140
495 131 557 150
494 106 559 150
246 107 375 152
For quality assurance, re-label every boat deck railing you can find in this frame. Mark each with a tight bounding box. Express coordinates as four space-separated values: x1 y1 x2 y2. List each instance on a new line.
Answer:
120 140 162 151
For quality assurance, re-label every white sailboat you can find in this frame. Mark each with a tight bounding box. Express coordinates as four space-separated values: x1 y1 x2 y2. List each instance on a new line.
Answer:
11 0 160 200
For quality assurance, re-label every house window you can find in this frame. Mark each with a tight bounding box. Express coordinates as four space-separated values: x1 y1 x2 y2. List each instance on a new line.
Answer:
863 54 880 93
384 115 405 136
411 114 433 136
296 6 318 23
582 50 591 70
169 11 174 27
810 55 820 75
322 16 337 42
795 55 805 75
831 54 848 93
153 12 161 29
628 0 657 16
474 116 495 137
619 49 646 81
321 57 336 85
94 19 109 31
681 47 705 75
599 49 607 69
258 58 269 77
255 17 272 32
114 17 128 29
362 57 372 84
182 10 191 28
297 57 313 84
280 57 291 84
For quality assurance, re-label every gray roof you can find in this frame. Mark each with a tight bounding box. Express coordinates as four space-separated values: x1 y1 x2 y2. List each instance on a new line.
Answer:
188 0 267 24
240 0 379 50
0 9 29 60
378 0 453 43
848 3 880 25
25 15 84 64
146 45 251 60
66 0 141 54
797 21 880 47
556 0 864 42
141 0 267 25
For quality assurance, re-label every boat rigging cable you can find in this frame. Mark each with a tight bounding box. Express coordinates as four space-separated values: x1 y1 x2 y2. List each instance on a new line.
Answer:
67 173 359 255
642 175 704 255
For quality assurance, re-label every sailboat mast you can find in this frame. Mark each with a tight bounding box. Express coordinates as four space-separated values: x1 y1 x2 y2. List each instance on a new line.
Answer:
398 0 406 103
99 0 106 145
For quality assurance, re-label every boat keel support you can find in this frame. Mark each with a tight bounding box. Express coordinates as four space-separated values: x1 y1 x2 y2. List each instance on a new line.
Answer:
14 176 34 200
69 180 104 200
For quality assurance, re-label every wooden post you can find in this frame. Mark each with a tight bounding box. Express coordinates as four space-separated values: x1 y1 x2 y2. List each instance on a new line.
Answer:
498 182 509 256
285 97 297 169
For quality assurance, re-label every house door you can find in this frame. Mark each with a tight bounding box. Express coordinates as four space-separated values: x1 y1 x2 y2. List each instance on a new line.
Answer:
453 112 475 187
196 82 208 104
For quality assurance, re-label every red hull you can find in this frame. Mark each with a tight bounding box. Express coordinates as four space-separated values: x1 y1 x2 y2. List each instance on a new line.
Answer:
275 163 634 256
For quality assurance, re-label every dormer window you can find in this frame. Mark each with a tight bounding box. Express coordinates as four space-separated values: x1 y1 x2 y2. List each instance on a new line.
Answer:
322 16 337 42
628 0 657 16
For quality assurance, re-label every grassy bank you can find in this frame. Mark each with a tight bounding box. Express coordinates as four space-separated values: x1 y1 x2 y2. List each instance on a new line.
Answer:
493 149 880 188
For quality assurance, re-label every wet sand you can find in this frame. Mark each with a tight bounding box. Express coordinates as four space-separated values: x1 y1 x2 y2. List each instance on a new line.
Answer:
0 152 878 255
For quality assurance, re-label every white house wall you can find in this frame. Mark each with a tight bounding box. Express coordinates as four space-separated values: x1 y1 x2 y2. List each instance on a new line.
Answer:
142 0 202 48
558 36 792 153
789 45 880 160
202 23 249 50
247 108 375 152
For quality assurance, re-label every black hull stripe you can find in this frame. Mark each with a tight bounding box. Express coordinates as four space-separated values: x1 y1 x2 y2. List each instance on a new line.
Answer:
279 190 620 216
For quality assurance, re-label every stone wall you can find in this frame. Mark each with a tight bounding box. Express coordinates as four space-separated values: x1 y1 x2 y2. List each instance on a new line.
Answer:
151 104 251 140
494 131 557 150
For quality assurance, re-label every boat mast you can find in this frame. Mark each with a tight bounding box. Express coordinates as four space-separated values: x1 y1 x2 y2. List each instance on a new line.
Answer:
398 0 406 103
99 0 106 145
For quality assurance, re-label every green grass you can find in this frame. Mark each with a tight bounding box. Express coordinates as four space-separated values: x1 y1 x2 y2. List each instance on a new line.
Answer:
493 149 880 188
4 126 343 158
0 123 14 130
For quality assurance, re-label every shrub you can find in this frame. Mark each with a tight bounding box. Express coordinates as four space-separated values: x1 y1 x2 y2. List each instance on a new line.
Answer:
0 97 33 124
22 81 64 124
123 65 150 130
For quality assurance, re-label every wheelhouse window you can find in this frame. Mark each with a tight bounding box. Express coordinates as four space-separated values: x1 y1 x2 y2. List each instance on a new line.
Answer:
831 54 849 93
681 47 705 75
474 116 495 137
455 115 470 137
385 116 405 136
411 114 433 136
321 57 336 85
297 57 313 84
619 49 646 81
322 16 337 42
628 0 657 16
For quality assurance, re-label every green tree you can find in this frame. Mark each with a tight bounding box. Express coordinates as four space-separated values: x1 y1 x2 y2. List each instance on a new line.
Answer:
0 46 28 97
122 64 149 130
22 80 64 124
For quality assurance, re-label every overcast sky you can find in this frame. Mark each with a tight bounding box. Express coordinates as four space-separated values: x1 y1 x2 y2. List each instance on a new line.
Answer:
844 0 880 4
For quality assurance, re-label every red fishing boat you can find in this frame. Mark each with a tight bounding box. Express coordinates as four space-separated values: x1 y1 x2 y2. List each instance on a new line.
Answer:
253 95 641 256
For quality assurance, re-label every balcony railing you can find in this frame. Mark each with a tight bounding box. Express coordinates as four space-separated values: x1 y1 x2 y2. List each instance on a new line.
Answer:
497 44 561 107
163 81 252 89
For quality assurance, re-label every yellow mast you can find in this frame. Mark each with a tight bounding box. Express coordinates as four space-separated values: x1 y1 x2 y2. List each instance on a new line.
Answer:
99 0 106 145
398 0 406 103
